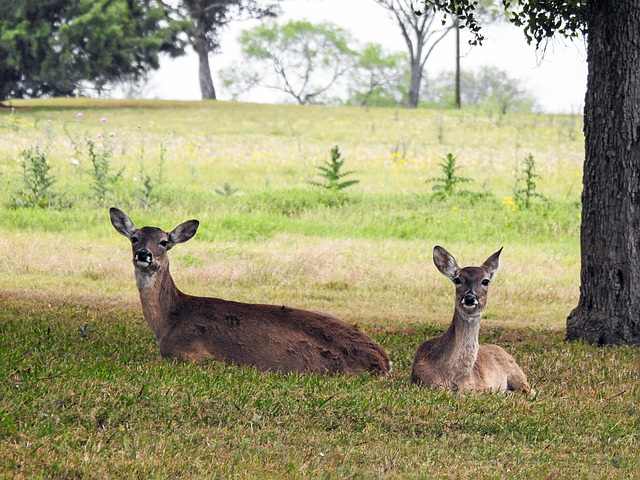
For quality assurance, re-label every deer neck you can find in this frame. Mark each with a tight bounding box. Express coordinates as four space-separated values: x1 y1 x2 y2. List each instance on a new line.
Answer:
441 309 482 380
135 265 180 342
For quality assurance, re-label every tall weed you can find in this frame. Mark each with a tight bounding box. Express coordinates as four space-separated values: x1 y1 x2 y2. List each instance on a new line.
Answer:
514 153 546 208
426 153 474 197
308 146 360 192
86 138 123 206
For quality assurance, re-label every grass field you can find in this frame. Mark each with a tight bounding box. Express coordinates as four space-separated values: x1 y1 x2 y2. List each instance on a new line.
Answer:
1 99 638 478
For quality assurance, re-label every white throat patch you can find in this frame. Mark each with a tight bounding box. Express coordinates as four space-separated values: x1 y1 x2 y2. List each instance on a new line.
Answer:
135 269 157 290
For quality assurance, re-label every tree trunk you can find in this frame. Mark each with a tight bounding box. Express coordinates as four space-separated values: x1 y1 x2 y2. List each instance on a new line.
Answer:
193 18 216 100
454 16 460 110
196 45 216 100
566 0 640 345
407 57 422 109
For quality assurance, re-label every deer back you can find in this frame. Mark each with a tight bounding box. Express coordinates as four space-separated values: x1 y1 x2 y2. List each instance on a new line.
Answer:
161 294 390 374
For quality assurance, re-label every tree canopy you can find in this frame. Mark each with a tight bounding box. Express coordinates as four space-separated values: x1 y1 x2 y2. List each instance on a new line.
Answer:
418 0 586 46
505 0 586 44
0 0 187 101
222 20 356 105
347 43 408 107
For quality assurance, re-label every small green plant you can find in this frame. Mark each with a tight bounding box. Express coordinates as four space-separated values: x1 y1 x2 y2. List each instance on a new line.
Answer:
86 138 123 206
436 113 445 144
426 153 473 196
514 153 546 208
308 146 360 192
62 112 85 164
137 143 166 211
390 134 411 163
215 182 240 197
10 147 68 209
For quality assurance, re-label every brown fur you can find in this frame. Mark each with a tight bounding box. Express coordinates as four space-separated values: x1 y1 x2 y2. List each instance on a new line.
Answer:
411 246 531 393
109 208 390 375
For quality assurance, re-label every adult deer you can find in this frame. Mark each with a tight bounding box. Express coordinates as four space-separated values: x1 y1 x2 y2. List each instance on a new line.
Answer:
109 207 390 375
411 246 531 393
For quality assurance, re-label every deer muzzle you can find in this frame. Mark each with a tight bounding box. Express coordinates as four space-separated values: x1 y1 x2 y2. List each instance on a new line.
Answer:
461 293 478 308
134 249 153 267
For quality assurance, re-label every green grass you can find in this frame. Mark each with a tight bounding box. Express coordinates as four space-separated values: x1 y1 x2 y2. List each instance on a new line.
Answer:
1 99 637 478
2 296 639 478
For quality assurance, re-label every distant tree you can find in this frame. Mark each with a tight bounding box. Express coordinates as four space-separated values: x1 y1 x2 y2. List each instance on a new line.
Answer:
423 66 537 113
373 0 455 109
450 1 507 108
221 20 356 105
346 43 408 107
0 0 186 101
175 0 280 100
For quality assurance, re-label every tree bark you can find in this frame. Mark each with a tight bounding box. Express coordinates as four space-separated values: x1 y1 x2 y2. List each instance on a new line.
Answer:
566 0 640 345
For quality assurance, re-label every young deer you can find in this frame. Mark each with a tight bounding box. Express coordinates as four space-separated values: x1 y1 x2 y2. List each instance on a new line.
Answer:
109 207 390 375
411 246 531 393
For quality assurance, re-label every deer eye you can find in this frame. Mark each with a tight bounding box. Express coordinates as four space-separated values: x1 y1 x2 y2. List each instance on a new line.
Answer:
130 236 138 244
159 240 169 247
453 277 462 285
481 279 490 286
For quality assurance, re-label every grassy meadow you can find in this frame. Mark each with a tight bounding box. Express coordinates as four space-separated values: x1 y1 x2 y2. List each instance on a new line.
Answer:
1 98 638 478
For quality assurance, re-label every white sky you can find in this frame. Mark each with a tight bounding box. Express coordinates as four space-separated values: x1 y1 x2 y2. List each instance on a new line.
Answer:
143 0 588 114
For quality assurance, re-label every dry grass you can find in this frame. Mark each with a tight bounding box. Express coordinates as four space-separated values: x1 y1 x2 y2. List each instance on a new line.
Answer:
0 230 579 334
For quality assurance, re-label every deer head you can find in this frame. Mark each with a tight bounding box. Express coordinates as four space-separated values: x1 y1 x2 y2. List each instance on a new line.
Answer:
110 207 199 277
433 246 502 321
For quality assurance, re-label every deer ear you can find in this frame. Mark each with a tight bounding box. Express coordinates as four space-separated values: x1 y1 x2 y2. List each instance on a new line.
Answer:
110 207 137 238
483 247 503 280
168 220 199 249
433 246 460 281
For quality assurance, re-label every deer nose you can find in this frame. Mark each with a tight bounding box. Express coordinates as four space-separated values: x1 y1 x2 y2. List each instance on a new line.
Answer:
134 249 153 266
461 293 478 307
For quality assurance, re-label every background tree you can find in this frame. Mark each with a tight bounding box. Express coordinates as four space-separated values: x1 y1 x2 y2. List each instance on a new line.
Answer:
346 43 408 107
423 66 538 113
424 1 640 346
175 0 280 100
452 1 507 108
0 0 186 101
374 0 455 109
220 20 356 105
